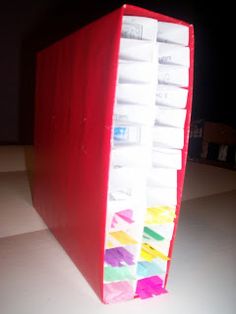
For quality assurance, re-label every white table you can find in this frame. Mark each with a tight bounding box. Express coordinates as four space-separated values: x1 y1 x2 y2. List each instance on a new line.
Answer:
0 146 235 314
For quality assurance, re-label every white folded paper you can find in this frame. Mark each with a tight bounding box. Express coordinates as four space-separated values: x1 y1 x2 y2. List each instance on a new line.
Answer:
153 126 184 149
155 106 187 128
116 83 155 105
114 104 153 125
119 38 157 62
110 146 150 168
156 84 188 108
153 259 168 273
147 168 177 188
122 16 158 42
109 167 146 188
152 147 182 169
152 223 175 241
157 22 189 46
113 125 140 145
107 199 134 214
158 42 190 67
118 61 155 83
147 186 177 206
109 168 146 201
109 189 133 201
158 64 189 87
113 125 150 145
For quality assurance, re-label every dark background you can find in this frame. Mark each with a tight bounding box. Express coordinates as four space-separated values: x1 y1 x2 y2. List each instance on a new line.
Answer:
0 0 233 144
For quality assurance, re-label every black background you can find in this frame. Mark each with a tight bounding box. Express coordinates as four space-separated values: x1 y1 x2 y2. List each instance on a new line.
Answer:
0 0 233 144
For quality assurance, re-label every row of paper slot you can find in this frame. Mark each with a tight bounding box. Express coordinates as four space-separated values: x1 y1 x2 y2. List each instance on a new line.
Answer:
118 59 189 87
138 16 190 295
104 16 160 303
122 15 189 46
129 14 188 294
113 125 184 149
111 146 181 169
114 103 186 127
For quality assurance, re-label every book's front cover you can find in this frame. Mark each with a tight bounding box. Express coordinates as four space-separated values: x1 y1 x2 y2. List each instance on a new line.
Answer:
34 7 123 301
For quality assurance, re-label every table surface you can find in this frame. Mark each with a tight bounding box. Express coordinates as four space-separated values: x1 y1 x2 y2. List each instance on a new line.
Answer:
0 146 235 314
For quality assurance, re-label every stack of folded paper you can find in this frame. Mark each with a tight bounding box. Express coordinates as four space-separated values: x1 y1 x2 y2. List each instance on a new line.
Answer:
103 15 191 303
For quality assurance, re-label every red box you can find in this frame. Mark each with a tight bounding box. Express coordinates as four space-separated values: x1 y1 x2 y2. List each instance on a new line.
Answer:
34 4 194 303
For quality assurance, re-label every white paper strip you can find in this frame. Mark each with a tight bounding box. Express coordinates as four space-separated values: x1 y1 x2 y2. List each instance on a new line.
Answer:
156 84 188 108
153 259 168 273
113 125 140 145
113 125 150 145
109 168 146 190
116 83 155 106
158 64 189 87
122 16 158 42
147 168 177 188
107 199 134 214
119 38 157 62
153 126 184 149
158 42 190 67
152 147 182 169
152 223 175 241
114 104 153 125
157 22 189 46
155 106 187 128
147 186 177 206
110 146 150 168
118 61 154 83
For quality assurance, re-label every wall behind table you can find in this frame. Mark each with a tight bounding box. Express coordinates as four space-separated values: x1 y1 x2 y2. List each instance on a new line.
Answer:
2 0 231 145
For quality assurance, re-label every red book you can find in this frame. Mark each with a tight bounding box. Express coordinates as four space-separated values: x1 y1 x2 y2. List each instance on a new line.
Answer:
34 4 194 303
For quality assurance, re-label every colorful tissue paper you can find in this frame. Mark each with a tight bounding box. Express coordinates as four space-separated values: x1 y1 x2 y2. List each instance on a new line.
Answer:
111 216 119 228
109 231 138 245
137 261 165 278
104 266 135 282
135 276 167 299
143 226 165 241
117 209 134 223
103 281 134 303
145 206 176 224
104 247 135 267
111 209 134 228
141 243 170 262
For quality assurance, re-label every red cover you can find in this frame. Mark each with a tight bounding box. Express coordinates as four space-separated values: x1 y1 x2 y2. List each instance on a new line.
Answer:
34 4 194 302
